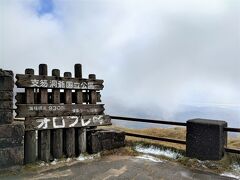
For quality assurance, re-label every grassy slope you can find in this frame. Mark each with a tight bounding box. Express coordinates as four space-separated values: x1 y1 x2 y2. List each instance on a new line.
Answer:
102 125 240 150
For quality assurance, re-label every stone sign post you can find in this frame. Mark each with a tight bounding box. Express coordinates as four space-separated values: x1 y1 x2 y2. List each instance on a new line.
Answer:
0 69 24 168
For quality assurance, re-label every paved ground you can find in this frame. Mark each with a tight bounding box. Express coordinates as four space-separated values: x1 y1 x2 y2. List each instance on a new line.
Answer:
2 155 236 180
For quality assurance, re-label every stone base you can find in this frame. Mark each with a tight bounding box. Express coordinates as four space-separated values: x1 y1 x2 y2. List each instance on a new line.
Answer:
186 119 227 160
0 76 14 91
87 129 125 154
0 122 24 168
0 110 13 125
0 91 13 101
0 146 24 168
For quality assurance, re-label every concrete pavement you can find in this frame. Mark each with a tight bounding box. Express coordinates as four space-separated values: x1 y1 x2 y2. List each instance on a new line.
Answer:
2 155 236 180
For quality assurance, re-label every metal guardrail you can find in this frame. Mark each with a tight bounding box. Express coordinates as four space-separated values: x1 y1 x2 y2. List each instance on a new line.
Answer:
225 148 240 154
125 132 186 144
224 128 240 154
224 127 240 133
111 115 240 154
111 116 186 145
110 116 186 126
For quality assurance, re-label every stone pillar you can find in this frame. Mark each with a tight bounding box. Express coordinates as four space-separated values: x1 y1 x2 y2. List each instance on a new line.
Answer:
186 119 227 160
0 70 14 125
87 129 125 154
0 69 24 168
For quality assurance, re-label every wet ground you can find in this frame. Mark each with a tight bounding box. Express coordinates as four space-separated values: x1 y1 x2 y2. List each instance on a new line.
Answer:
1 155 236 180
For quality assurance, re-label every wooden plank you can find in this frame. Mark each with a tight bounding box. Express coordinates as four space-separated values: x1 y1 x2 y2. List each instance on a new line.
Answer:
64 128 75 157
37 64 51 162
52 69 61 104
16 92 101 104
88 74 98 131
64 72 72 104
16 74 104 90
51 129 62 158
51 69 63 159
74 64 83 104
63 72 75 157
76 128 86 154
38 130 50 161
89 74 97 104
74 64 82 78
24 68 37 164
74 64 86 155
16 104 105 118
25 115 112 131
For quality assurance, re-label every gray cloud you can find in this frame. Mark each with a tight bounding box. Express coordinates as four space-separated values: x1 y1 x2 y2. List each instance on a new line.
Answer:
1 0 240 126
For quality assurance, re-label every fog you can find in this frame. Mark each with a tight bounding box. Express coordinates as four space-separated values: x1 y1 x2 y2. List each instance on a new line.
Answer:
1 0 240 127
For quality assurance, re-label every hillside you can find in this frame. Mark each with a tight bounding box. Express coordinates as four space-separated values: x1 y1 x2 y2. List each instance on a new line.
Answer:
101 125 240 150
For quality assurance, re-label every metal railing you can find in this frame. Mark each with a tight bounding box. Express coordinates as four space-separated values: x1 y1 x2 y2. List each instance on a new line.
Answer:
111 115 240 154
110 116 186 126
110 115 186 146
125 132 186 144
224 127 240 133
224 127 240 154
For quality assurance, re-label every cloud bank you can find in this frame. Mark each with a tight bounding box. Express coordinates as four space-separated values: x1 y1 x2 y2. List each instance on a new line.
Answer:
1 0 240 126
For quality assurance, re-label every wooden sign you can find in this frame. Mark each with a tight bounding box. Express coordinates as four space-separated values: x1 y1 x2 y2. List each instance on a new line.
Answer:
25 115 111 131
16 74 104 90
16 104 105 118
14 64 111 163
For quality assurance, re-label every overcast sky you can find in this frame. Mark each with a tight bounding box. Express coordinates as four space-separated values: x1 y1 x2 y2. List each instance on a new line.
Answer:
1 0 240 126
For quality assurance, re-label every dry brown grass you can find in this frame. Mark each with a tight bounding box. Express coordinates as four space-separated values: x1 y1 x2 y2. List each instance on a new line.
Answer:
228 136 240 149
100 125 240 150
101 125 186 150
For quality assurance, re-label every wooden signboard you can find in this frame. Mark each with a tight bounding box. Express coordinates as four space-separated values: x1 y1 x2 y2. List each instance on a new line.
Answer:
25 115 111 131
16 104 105 118
16 74 104 90
15 64 111 162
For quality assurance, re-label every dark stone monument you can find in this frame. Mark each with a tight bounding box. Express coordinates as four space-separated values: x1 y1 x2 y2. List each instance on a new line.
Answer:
186 119 227 160
87 129 125 154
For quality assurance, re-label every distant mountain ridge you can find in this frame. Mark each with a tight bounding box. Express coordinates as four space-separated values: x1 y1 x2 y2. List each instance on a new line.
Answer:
106 102 240 129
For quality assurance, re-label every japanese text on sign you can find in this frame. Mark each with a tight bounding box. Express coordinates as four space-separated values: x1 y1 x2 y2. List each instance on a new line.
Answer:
30 79 92 89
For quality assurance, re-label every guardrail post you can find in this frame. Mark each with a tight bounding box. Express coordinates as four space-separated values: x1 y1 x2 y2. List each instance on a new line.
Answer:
186 119 227 160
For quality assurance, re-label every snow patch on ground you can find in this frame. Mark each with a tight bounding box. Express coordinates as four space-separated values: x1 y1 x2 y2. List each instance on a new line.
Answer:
221 172 240 179
39 162 45 167
38 161 49 167
221 163 240 180
35 153 101 168
136 155 163 162
66 158 72 162
50 159 57 165
76 153 100 161
135 145 182 159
